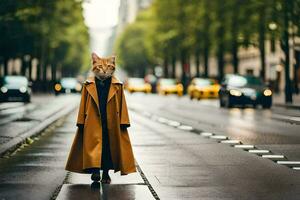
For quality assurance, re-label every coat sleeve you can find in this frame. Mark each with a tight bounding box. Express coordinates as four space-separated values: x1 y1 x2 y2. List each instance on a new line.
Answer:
76 84 87 126
120 85 130 127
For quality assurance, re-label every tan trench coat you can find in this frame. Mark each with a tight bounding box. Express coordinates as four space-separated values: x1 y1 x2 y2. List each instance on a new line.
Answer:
65 75 136 175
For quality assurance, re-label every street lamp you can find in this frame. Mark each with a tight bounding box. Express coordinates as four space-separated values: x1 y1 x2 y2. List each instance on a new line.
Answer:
269 22 277 53
268 22 277 31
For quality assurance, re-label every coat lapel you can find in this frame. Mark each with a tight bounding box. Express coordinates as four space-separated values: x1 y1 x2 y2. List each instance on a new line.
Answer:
107 76 121 103
84 75 121 109
85 76 99 110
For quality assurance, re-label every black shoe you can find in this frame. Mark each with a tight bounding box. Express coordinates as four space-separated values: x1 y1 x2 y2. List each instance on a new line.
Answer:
101 172 111 184
91 173 101 182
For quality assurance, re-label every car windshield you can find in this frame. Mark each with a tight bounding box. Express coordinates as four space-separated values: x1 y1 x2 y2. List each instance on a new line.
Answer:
160 79 176 86
195 79 214 86
228 75 263 87
3 76 28 87
129 78 145 86
61 78 77 88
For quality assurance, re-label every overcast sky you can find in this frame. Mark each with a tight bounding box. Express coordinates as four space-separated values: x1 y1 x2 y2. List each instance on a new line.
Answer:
82 0 120 29
82 0 120 56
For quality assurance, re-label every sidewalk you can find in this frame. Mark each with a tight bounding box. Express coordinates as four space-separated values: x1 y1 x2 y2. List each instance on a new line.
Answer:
56 108 300 200
273 93 300 109
0 95 79 156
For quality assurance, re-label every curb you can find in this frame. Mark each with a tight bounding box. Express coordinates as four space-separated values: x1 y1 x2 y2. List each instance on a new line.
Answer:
274 103 300 110
0 102 77 157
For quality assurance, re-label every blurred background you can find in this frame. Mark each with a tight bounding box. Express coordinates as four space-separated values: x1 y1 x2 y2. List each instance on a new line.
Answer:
0 0 300 104
1 1 300 199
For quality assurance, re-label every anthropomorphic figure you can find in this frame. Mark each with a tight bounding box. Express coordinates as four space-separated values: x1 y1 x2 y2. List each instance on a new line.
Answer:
65 53 136 184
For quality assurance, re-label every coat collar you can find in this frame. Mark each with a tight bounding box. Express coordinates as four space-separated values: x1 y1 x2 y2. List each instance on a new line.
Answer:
84 75 121 110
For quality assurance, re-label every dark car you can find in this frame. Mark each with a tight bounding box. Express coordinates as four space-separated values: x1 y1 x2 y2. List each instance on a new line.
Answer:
219 74 272 108
0 75 31 103
54 77 82 95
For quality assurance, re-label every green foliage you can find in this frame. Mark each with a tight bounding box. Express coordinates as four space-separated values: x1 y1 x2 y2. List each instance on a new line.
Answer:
115 0 300 79
0 0 89 76
115 9 155 76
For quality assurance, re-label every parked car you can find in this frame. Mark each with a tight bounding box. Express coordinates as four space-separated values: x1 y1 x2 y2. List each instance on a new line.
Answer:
188 78 220 100
219 74 272 108
156 78 183 96
125 77 152 93
0 75 31 103
54 77 82 95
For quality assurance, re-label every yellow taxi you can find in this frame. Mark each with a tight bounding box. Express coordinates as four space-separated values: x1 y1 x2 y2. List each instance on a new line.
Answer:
125 77 151 93
156 78 183 96
187 78 220 100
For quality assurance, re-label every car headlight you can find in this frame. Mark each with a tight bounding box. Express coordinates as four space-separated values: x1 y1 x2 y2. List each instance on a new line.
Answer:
55 84 62 91
19 86 27 93
263 89 272 96
1 86 8 93
230 89 242 96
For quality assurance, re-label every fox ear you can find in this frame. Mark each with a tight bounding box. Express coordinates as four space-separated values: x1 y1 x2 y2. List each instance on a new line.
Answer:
92 52 100 61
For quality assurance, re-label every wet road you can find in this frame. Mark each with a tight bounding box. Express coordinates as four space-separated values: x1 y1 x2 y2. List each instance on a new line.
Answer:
126 93 300 161
0 94 68 125
0 111 75 200
0 93 299 199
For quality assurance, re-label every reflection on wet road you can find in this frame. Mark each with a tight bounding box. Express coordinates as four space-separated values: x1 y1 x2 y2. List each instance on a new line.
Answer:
126 93 300 161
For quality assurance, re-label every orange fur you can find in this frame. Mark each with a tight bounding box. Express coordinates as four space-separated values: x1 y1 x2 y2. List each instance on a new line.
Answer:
91 53 115 80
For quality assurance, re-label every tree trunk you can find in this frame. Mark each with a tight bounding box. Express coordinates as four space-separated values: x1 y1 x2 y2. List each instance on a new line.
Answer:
232 42 238 74
294 50 299 94
217 3 225 81
171 55 176 78
203 45 209 77
283 1 292 103
217 47 224 81
180 50 188 93
163 57 169 78
259 10 266 80
3 57 9 75
195 50 200 77
231 1 239 74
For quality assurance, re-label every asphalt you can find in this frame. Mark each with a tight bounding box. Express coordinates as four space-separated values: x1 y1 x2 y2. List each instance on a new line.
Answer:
0 111 76 200
1 93 300 200
0 94 79 156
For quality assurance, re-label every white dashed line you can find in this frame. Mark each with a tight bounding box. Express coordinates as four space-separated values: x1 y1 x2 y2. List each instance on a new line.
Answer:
200 132 214 137
167 120 181 127
262 155 286 160
234 145 255 149
221 140 241 144
135 110 299 171
177 125 193 131
248 150 270 155
277 161 300 166
210 135 228 140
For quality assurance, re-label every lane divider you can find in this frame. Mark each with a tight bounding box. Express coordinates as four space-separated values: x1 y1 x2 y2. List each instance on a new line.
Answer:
130 107 300 171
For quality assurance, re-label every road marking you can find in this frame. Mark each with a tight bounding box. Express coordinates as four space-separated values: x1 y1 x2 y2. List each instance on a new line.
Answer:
200 132 214 137
177 125 193 131
248 150 270 155
158 117 168 123
210 135 228 140
167 120 181 127
234 144 255 149
134 110 299 171
262 155 286 160
272 114 300 124
221 140 241 144
277 161 300 166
